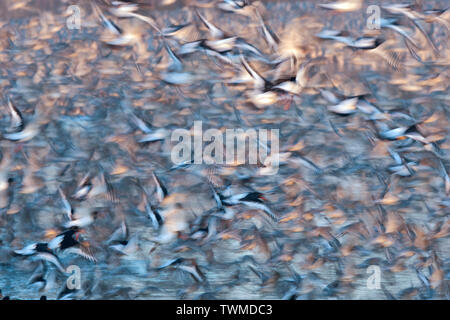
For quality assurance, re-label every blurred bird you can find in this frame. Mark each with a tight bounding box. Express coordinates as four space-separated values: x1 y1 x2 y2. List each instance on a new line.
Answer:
238 55 278 107
157 257 206 282
108 1 161 33
272 60 316 95
152 171 168 203
327 97 359 115
316 29 383 49
27 263 56 294
63 208 100 229
71 169 115 202
135 179 164 229
421 7 450 30
4 96 24 133
382 4 441 56
0 289 9 300
0 152 12 209
58 187 74 221
438 160 450 195
57 280 82 300
255 10 280 52
3 121 40 142
195 9 226 39
14 243 67 274
217 0 255 17
220 191 278 222
91 2 122 36
162 22 197 41
129 112 170 143
71 172 93 200
107 220 139 255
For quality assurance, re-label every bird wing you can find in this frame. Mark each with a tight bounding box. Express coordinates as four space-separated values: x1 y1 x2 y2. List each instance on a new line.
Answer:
64 247 97 263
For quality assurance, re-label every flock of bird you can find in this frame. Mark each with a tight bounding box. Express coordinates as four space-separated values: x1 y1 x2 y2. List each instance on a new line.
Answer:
0 0 448 299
